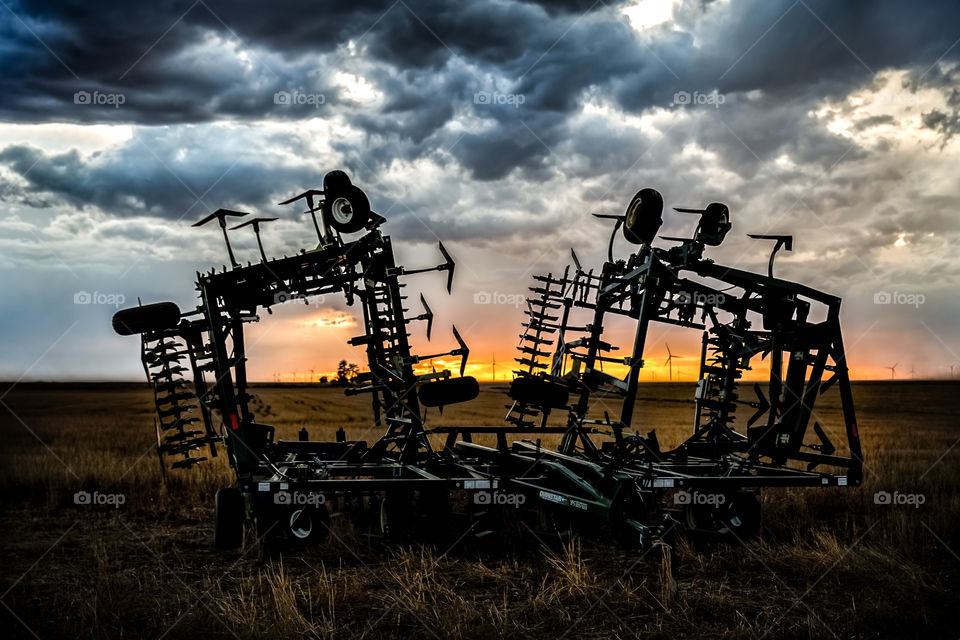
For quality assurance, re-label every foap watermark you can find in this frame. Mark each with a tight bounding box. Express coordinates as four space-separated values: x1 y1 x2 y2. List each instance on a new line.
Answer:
274 291 325 306
474 291 525 307
74 490 126 509
674 490 726 506
873 90 924 107
675 291 726 306
873 290 925 308
274 90 326 108
74 291 125 307
473 490 527 507
672 90 725 109
474 91 526 108
73 90 126 108
274 491 326 506
874 490 925 508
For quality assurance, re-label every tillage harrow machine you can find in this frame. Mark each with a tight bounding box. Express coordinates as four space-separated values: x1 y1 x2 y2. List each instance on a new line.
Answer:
113 171 863 551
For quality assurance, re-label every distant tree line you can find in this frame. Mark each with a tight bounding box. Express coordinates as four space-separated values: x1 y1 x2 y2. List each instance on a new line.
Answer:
333 360 361 386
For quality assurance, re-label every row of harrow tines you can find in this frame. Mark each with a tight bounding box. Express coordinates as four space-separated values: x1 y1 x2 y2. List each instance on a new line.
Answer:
114 304 220 470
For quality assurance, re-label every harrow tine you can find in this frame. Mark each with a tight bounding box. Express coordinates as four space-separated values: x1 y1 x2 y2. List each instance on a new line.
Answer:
192 208 248 269
230 217 278 263
452 325 469 376
438 241 455 294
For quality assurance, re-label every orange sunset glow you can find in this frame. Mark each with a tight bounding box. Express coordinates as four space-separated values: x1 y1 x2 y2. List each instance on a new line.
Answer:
244 304 923 384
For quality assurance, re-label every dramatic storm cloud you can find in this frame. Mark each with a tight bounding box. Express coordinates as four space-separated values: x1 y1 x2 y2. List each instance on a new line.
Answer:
1 0 958 381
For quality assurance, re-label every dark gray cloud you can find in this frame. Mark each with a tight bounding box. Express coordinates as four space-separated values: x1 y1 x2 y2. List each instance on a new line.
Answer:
0 0 956 230
922 109 960 146
3 1 958 140
0 136 319 219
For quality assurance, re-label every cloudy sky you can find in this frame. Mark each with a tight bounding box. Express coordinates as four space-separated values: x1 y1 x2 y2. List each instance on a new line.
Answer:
1 0 958 382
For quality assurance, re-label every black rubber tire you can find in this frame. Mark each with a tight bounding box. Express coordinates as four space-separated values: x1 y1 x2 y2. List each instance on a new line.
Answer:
283 504 330 547
322 169 352 193
214 487 245 550
323 184 371 234
112 302 181 336
418 376 479 407
623 188 663 245
416 489 453 545
718 491 761 540
380 490 416 540
509 376 569 409
697 202 731 246
682 491 761 541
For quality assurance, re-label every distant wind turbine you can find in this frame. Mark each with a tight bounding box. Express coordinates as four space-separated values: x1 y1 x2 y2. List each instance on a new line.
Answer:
887 362 898 380
664 343 683 382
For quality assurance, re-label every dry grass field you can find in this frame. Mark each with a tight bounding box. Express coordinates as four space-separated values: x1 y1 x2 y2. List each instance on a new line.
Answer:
0 381 957 639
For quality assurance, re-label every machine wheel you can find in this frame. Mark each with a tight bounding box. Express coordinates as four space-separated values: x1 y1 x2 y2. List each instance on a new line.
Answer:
323 184 371 233
112 302 181 336
508 376 569 409
380 491 416 540
419 376 480 407
622 187 663 245
682 491 761 541
284 504 330 547
323 169 352 193
717 491 761 540
214 487 245 550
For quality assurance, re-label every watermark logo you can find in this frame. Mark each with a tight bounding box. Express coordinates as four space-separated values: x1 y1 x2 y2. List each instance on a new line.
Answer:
473 491 527 507
74 291 125 307
474 91 526 108
274 491 326 506
73 90 125 108
273 291 325 306
74 490 126 508
873 90 924 107
874 490 925 508
873 291 925 308
672 90 725 109
473 291 525 307
674 491 726 506
274 90 326 108
675 291 725 306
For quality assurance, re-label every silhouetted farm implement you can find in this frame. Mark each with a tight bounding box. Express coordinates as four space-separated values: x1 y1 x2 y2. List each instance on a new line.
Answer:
113 171 863 551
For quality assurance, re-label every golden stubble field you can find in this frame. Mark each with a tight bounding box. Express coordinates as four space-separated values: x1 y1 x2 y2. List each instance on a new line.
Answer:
0 381 957 639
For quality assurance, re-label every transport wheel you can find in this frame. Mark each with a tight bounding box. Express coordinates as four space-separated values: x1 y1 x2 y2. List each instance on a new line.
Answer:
380 490 416 540
322 169 352 193
682 491 761 541
508 376 569 409
418 377 480 407
214 487 245 550
622 187 663 245
323 184 371 233
285 505 330 547
717 491 761 540
112 302 181 336
416 489 453 544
